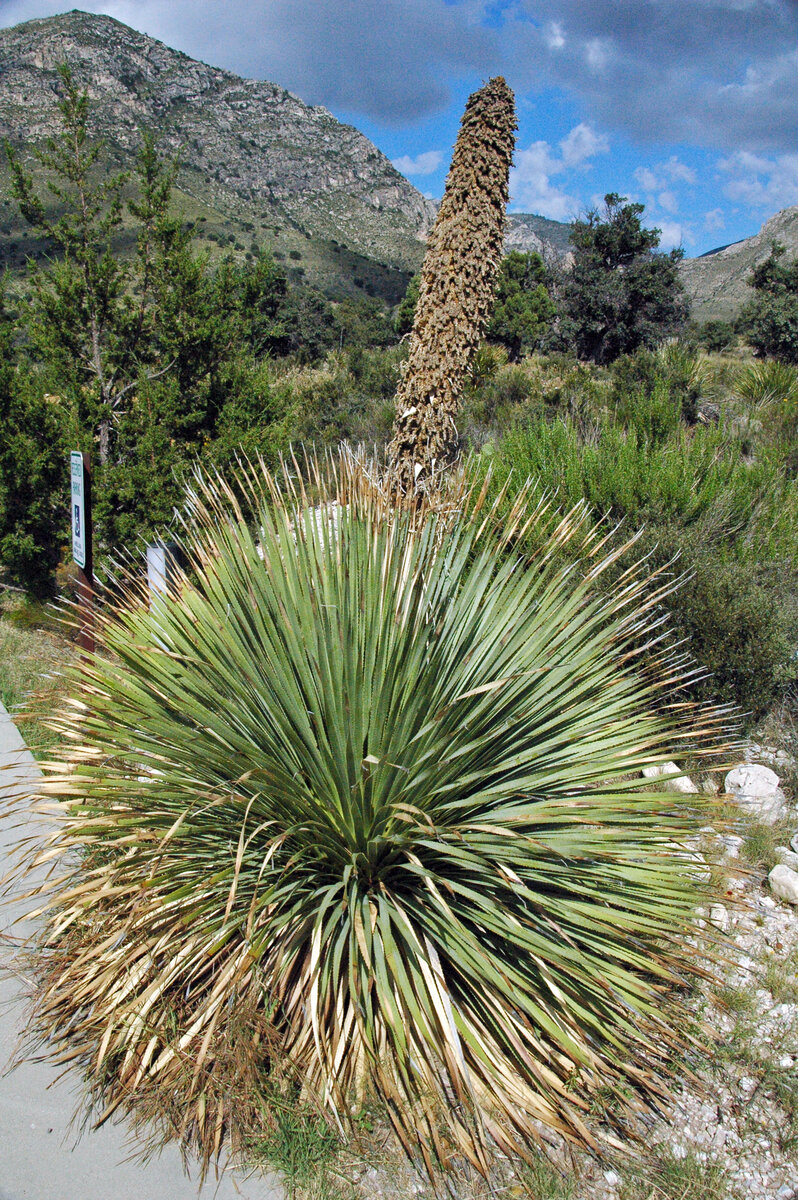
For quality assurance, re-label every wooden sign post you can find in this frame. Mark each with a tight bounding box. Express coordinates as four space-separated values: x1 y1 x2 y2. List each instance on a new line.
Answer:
70 450 94 654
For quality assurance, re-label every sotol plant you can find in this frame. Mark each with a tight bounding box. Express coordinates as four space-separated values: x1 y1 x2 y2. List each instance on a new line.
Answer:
387 77 516 495
10 453 726 1180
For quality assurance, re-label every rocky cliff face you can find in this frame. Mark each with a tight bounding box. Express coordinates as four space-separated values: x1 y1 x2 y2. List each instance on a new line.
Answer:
680 207 798 323
0 11 571 297
0 11 438 285
503 212 573 264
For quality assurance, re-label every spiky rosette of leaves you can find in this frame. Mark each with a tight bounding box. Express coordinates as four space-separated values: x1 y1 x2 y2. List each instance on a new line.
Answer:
9 453 727 1180
388 77 516 495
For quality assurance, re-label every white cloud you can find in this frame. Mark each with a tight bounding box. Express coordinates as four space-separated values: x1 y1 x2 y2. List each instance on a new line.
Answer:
509 122 608 220
657 190 678 214
7 0 798 154
507 1 798 154
719 150 798 209
510 140 576 220
584 38 610 72
704 208 726 232
653 219 694 250
559 122 608 167
544 21 565 50
634 166 660 191
634 156 696 197
663 156 697 185
392 150 443 176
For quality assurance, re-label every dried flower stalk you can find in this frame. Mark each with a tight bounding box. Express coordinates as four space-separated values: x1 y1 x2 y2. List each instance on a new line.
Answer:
387 76 516 495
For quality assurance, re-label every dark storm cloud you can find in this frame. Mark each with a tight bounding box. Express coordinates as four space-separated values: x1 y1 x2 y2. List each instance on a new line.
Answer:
505 0 798 152
0 0 496 122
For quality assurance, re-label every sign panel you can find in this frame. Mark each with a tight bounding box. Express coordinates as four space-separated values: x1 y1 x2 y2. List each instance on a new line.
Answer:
70 451 86 569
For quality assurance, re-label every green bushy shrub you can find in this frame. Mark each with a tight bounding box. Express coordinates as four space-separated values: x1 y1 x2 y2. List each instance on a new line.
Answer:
609 346 708 433
696 320 735 353
491 418 797 534
461 362 536 437
540 355 604 417
632 526 798 717
281 356 397 447
483 414 798 715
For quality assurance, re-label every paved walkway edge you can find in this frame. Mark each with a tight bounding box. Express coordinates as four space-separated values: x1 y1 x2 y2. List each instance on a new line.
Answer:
0 698 283 1200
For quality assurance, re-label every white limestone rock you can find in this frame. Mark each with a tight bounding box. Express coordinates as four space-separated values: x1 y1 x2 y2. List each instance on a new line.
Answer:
724 764 785 823
744 743 798 773
775 847 798 872
709 903 731 932
719 833 745 859
768 864 798 906
642 761 698 794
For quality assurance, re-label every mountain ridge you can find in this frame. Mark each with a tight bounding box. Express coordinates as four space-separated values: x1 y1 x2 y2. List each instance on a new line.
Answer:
679 206 798 322
0 10 570 301
5 9 790 322
0 10 434 299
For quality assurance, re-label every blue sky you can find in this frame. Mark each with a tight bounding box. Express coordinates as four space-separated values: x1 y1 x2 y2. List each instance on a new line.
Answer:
2 0 798 255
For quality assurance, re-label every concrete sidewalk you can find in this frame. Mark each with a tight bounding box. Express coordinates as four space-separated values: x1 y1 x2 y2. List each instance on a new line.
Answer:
0 700 284 1200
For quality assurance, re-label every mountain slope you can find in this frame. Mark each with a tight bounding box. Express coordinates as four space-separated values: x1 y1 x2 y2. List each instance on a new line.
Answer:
0 10 436 300
0 10 571 303
680 207 798 323
504 212 573 262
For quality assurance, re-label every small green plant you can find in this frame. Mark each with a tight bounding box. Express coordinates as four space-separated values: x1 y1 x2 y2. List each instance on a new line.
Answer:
734 357 798 459
620 1148 731 1200
741 817 796 874
0 601 75 756
735 358 798 409
520 1149 578 1199
763 1063 798 1147
713 983 756 1019
764 948 798 1005
248 1085 343 1200
657 342 712 424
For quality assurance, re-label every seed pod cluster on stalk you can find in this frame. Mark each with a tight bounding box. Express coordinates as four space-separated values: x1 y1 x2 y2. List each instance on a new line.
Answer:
388 76 517 497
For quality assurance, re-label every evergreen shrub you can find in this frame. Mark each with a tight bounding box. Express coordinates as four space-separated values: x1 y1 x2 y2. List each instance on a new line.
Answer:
485 413 798 714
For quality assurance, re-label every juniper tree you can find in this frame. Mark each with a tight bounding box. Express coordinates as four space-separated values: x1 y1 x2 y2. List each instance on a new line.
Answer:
487 249 556 360
5 66 290 573
5 64 128 463
387 77 516 494
554 194 688 365
740 243 798 363
0 282 67 597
